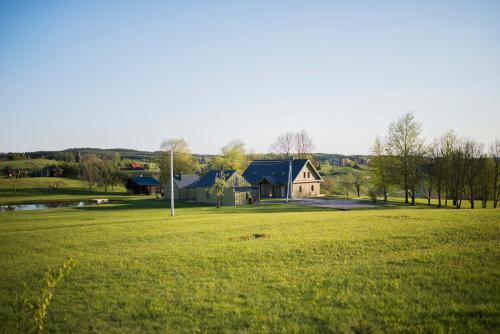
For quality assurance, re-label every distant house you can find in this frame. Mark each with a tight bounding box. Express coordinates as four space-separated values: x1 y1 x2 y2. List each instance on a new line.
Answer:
163 174 200 200
130 162 142 170
187 170 258 205
45 166 64 177
242 159 322 198
126 176 161 195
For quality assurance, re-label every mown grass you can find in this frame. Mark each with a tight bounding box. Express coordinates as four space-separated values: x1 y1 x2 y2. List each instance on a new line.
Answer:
0 200 499 333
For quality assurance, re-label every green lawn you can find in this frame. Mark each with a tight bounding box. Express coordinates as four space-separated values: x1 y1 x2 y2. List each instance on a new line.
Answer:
0 200 498 333
0 177 137 205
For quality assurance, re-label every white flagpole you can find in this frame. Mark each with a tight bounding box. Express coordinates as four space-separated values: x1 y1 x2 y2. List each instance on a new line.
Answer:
170 149 174 216
286 159 292 203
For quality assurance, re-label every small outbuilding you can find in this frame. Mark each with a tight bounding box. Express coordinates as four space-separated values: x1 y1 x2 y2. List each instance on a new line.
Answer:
163 174 200 200
187 170 259 206
45 166 64 177
126 176 161 195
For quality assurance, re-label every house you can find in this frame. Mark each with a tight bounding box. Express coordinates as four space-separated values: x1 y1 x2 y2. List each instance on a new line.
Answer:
126 176 161 195
187 170 258 205
242 159 322 198
163 174 200 200
129 162 142 170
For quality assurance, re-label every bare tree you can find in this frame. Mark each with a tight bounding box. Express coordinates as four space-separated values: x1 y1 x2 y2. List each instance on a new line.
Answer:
295 130 314 159
270 132 295 159
81 154 99 193
387 113 424 205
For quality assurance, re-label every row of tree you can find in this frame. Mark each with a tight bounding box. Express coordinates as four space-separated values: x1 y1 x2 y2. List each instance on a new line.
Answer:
159 129 316 181
370 113 499 208
80 154 128 193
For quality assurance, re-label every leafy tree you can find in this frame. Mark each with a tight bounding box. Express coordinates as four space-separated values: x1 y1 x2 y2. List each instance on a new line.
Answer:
97 159 114 194
159 138 197 185
387 113 424 205
369 136 392 202
212 140 247 172
210 170 227 208
112 152 121 168
352 172 365 197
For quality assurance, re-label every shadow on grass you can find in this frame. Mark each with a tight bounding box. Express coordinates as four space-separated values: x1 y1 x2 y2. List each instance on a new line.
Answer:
76 198 337 214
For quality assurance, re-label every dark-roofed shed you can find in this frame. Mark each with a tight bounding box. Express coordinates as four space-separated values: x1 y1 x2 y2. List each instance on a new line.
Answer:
126 176 161 195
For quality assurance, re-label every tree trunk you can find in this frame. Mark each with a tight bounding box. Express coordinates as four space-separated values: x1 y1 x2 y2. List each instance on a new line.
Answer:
217 196 221 208
404 162 409 204
383 186 387 202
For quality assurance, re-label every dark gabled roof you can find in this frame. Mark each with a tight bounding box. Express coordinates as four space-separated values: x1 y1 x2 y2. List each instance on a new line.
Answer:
48 166 63 172
258 175 278 185
129 176 161 186
173 174 200 189
242 159 321 184
188 170 236 188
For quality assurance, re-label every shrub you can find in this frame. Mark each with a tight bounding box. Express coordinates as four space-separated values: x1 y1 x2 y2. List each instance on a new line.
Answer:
15 258 76 334
368 188 378 202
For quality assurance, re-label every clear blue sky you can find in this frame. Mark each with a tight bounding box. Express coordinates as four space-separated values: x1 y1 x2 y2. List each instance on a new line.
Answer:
1 0 499 154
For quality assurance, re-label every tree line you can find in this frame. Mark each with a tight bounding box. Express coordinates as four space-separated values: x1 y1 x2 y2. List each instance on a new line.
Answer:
370 113 499 208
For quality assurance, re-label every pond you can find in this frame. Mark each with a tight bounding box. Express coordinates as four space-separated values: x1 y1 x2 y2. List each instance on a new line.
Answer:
0 201 99 212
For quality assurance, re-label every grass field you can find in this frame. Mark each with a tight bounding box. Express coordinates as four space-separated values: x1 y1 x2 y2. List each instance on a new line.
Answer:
0 159 59 171
0 200 499 333
0 177 133 205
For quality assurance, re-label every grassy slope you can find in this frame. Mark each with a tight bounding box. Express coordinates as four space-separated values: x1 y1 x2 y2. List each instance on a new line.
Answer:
0 201 498 333
0 177 135 205
0 159 58 170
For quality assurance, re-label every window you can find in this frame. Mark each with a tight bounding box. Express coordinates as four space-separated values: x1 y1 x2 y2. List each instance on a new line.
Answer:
311 185 314 191
299 186 302 193
303 172 306 178
235 177 239 186
308 172 311 178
